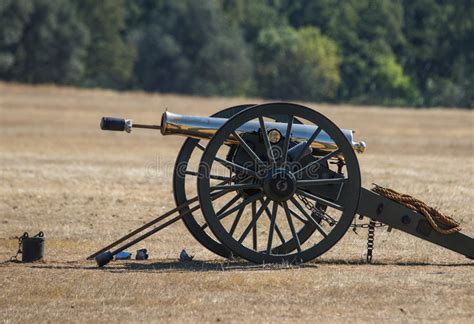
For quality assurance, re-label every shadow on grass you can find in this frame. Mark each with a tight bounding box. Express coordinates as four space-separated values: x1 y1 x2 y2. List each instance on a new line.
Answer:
24 259 317 273
14 257 473 273
118 259 319 273
314 259 474 267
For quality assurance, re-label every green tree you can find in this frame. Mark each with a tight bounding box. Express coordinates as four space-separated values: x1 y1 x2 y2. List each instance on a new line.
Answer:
0 0 472 108
371 54 419 105
133 0 252 96
0 0 33 75
74 0 135 89
0 0 88 84
254 26 341 101
134 24 190 93
280 0 415 105
403 0 473 107
222 0 285 43
329 0 409 103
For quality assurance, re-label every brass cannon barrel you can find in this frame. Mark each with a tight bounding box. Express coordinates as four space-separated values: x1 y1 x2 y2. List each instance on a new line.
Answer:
100 112 366 155
160 112 366 155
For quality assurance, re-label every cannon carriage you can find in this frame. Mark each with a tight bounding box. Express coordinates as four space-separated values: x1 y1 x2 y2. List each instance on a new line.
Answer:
90 103 473 266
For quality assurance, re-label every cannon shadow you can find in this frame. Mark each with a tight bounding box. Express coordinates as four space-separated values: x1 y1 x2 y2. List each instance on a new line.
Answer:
19 258 473 273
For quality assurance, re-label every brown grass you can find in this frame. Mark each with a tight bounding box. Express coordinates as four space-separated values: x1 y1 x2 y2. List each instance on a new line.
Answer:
0 82 473 323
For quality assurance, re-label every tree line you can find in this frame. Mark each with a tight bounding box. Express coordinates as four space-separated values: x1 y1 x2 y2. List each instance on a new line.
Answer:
0 0 472 108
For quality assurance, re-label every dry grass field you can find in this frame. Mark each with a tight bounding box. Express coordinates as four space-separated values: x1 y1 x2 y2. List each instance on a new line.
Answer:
0 82 473 323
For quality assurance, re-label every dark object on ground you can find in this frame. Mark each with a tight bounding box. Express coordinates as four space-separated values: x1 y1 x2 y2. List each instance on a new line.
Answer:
179 249 194 262
95 251 113 267
136 249 148 260
14 232 44 262
114 251 131 260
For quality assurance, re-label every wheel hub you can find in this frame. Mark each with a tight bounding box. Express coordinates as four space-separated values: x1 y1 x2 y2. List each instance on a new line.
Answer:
263 169 296 202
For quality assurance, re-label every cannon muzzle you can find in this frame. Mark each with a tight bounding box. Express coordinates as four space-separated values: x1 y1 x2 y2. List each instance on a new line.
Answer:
100 117 161 132
100 117 131 132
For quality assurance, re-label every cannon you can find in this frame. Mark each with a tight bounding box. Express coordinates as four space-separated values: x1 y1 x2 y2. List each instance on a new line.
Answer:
89 103 473 266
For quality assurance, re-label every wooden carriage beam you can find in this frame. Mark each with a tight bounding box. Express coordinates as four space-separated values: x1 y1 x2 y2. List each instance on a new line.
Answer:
357 188 474 259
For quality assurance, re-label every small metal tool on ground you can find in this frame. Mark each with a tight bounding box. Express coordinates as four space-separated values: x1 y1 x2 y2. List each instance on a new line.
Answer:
114 251 131 260
136 249 148 260
179 249 194 262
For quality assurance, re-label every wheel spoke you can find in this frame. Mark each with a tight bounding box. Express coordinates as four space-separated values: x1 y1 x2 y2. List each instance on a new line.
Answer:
281 115 294 165
229 203 246 236
296 189 344 211
214 156 259 178
317 149 342 164
209 176 251 196
266 201 278 254
297 177 348 187
216 193 242 216
251 202 257 250
210 183 261 191
258 116 275 166
284 203 309 224
198 143 258 178
293 149 341 177
185 171 230 181
207 179 233 197
238 197 271 243
290 197 328 238
283 202 302 252
232 131 266 168
201 193 262 229
293 127 322 162
219 193 261 220
196 143 206 152
316 209 338 226
262 200 286 245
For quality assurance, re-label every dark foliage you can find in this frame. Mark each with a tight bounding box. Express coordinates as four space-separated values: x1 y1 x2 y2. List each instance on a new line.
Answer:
0 0 471 107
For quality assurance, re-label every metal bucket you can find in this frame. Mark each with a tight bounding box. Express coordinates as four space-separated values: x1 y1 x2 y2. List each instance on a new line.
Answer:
20 232 44 262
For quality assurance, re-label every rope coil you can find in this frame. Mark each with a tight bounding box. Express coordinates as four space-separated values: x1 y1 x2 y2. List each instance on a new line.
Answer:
371 184 461 235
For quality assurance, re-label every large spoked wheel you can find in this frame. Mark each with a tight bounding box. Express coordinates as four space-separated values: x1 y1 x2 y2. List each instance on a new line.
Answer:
174 104 323 258
173 104 255 258
198 103 361 263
